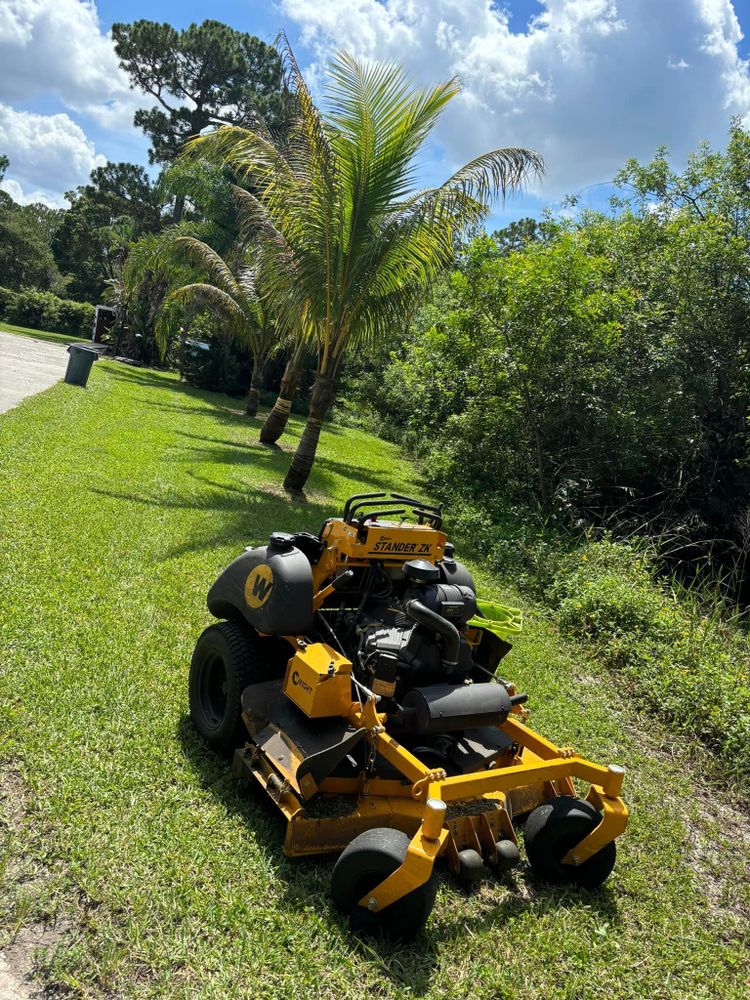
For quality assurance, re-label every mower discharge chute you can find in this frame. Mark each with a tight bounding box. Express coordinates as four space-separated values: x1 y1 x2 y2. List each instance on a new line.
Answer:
189 493 628 938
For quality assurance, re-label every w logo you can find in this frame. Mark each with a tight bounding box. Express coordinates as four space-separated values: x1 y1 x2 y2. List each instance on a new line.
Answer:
252 575 273 601
244 564 274 609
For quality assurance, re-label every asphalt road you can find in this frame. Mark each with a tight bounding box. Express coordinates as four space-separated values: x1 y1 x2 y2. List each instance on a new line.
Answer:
0 330 70 415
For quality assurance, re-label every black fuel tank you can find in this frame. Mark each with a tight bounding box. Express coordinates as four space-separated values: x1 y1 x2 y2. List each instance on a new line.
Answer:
439 553 475 591
207 532 314 635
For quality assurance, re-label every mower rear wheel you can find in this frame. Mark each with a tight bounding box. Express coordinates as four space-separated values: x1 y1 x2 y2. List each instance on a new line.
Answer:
331 828 436 940
524 795 616 889
189 621 287 752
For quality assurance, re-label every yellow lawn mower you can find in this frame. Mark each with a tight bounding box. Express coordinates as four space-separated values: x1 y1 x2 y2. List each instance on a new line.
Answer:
189 493 628 939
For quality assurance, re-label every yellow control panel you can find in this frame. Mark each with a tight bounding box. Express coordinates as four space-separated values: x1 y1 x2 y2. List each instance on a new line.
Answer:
283 642 353 718
312 518 447 590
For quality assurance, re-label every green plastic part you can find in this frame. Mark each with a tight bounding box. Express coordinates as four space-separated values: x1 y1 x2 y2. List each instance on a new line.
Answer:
467 599 523 640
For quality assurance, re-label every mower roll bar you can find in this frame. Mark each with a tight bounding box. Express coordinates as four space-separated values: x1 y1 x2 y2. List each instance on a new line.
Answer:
343 492 387 520
343 492 443 530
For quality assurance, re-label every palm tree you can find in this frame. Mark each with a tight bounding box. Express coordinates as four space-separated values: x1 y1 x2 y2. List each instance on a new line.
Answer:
259 337 307 444
258 299 315 443
165 236 280 416
190 42 543 490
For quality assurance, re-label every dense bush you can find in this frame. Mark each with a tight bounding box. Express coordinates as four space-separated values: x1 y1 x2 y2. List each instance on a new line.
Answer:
548 540 750 782
180 333 250 395
0 286 95 337
444 508 750 782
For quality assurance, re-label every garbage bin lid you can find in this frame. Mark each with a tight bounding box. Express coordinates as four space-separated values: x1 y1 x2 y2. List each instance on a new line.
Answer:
67 343 99 355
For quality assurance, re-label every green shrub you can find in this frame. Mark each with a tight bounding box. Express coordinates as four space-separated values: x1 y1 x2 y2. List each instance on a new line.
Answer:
0 286 94 337
548 539 750 782
449 518 750 781
56 297 95 338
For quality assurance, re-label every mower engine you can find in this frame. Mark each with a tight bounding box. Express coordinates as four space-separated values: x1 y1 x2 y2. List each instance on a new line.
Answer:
354 560 479 695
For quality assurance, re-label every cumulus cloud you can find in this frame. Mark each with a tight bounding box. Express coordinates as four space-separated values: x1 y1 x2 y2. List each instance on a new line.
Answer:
280 0 750 196
0 105 106 205
0 176 66 208
0 0 148 129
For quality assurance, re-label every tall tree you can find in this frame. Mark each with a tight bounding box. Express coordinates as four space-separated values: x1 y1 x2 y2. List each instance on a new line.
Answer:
52 162 162 302
112 19 286 221
0 157 65 291
192 43 542 491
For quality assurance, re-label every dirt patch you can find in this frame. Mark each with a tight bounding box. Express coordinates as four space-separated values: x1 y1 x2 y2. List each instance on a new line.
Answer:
0 768 27 833
259 479 330 505
1 767 73 998
0 923 70 999
571 658 750 925
683 785 750 923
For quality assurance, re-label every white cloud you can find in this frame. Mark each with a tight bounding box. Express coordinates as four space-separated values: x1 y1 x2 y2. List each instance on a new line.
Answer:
0 105 106 205
0 0 148 129
281 0 750 197
0 176 66 208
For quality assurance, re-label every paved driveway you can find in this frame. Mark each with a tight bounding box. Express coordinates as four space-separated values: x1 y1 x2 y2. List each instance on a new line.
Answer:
0 330 70 415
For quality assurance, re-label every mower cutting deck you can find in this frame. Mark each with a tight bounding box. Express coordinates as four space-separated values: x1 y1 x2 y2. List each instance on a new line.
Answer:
189 492 628 939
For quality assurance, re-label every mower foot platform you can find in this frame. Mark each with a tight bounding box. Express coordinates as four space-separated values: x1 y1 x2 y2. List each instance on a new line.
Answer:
241 680 366 797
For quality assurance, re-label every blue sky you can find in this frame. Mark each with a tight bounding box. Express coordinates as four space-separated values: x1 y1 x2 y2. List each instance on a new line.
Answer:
3 1 750 228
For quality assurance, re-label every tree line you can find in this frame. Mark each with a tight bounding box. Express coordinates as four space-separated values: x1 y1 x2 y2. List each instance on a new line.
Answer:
343 122 750 575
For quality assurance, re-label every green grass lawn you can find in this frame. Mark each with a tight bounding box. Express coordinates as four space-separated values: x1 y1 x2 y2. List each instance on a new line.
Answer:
0 322 88 345
0 360 748 999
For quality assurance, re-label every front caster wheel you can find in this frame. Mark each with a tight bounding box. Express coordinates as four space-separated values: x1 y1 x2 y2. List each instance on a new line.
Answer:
331 828 436 940
524 795 616 889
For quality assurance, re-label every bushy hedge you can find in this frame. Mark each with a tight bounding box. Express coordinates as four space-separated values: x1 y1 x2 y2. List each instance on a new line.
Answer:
0 286 95 338
442 505 750 783
180 335 249 396
548 541 750 783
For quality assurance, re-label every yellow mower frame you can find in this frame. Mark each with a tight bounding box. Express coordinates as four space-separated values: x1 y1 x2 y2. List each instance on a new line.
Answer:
234 656 628 914
204 497 628 926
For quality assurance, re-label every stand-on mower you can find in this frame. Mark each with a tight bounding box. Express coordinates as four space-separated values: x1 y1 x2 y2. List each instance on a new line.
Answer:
189 493 628 938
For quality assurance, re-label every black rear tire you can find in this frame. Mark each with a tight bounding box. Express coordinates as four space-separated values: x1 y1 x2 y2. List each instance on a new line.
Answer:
331 828 436 940
189 621 288 752
524 795 616 889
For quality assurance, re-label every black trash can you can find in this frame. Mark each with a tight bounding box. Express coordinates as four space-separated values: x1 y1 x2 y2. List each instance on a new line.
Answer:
64 344 98 387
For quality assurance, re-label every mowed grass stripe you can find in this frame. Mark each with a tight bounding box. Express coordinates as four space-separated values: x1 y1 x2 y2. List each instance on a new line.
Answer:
0 357 748 998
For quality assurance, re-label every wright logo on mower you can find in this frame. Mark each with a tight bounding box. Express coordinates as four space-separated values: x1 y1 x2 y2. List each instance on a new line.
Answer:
189 493 628 939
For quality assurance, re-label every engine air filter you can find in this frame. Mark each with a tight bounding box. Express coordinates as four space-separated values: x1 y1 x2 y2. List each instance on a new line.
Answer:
402 559 440 582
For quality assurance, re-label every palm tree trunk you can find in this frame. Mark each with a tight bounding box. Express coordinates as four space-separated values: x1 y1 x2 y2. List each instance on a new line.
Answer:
283 365 337 492
245 357 266 417
260 343 305 444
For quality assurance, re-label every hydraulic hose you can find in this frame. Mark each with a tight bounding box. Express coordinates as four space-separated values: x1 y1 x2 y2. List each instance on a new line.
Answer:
403 598 461 674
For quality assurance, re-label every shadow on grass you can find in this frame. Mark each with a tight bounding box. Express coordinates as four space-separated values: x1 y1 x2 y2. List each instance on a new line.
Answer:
89 475 334 558
175 430 287 451
105 365 356 440
169 435 400 492
177 713 620 995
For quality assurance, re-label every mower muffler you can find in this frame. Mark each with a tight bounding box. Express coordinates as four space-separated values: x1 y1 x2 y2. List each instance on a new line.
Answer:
395 682 524 734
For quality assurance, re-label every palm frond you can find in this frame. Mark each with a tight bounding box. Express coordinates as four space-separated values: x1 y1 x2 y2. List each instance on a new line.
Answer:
173 237 241 299
167 283 245 325
180 41 542 375
439 147 544 204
